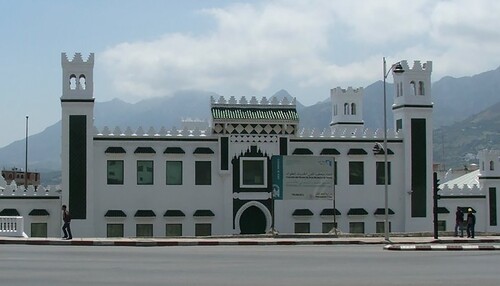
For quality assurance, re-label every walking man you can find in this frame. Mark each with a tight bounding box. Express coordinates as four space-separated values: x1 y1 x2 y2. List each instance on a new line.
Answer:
61 205 72 240
466 208 475 238
454 207 464 237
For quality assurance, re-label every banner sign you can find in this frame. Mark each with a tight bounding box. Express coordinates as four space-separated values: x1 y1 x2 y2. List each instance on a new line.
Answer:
272 155 334 200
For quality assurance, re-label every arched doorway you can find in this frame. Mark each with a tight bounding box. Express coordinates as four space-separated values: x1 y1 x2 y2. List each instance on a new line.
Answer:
239 205 267 234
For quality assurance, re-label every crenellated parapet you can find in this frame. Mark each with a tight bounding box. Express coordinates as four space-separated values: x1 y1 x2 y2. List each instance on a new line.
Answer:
0 180 61 198
211 95 296 107
94 126 211 137
61 52 94 65
299 127 402 139
331 87 363 97
92 125 403 139
398 60 432 73
478 149 500 158
440 184 483 196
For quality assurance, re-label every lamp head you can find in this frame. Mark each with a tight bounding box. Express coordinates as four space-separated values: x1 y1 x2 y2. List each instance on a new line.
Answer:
392 63 404 73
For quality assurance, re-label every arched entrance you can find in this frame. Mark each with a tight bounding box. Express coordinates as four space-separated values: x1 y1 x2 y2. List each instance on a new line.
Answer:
239 205 267 234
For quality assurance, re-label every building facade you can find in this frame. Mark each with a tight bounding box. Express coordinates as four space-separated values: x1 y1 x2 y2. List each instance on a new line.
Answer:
2 52 498 238
58 53 438 238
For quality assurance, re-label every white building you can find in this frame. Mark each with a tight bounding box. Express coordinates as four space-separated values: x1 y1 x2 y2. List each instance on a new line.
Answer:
2 53 498 238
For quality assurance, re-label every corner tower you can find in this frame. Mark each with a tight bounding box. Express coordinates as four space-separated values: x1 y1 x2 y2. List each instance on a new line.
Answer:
330 87 364 133
391 60 433 229
60 53 95 228
478 149 500 230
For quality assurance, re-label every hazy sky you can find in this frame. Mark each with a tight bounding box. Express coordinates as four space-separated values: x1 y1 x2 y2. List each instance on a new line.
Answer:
1 0 499 148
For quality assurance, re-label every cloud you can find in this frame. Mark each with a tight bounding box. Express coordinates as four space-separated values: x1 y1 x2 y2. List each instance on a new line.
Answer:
101 0 500 103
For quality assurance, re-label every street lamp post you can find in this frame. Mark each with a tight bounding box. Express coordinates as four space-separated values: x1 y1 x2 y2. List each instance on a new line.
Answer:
24 115 29 189
382 57 403 242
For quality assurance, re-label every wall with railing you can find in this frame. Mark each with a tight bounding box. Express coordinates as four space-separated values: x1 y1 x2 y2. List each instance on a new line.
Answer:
0 176 61 238
0 216 27 237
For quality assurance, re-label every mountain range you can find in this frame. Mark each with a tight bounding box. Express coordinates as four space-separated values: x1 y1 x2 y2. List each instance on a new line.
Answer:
1 66 499 185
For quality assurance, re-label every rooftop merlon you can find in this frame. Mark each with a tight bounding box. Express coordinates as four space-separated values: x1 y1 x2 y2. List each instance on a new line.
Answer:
211 95 296 107
331 86 363 96
398 60 432 73
61 52 95 66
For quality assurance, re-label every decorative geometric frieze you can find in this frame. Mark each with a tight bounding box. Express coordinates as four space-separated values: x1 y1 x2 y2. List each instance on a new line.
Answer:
244 124 254 134
235 124 244 134
254 124 263 134
264 124 273 134
213 124 223 134
230 135 278 143
225 124 235 134
273 125 282 134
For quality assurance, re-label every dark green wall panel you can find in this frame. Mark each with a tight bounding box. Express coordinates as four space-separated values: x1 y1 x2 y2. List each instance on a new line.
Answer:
279 137 288 155
490 188 497 226
411 118 427 217
221 137 229 171
69 115 87 219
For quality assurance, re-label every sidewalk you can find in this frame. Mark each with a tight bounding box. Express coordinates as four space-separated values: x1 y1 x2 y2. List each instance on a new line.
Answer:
2 234 500 250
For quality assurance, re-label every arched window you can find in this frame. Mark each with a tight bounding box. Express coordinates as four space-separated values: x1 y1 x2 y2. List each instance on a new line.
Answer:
419 81 425 95
351 103 356 115
79 74 86 90
344 103 350 115
490 161 495 171
69 74 77 90
410 81 416 96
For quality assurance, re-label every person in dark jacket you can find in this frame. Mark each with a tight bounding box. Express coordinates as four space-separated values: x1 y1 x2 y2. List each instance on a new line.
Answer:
454 207 464 237
466 208 476 238
61 205 72 240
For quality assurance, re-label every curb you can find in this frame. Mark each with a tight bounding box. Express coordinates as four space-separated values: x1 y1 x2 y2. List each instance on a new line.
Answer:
2 237 500 248
384 244 500 251
0 239 383 247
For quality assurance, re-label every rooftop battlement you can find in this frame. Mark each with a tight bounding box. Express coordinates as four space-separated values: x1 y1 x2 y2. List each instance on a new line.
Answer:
440 183 483 195
211 96 296 108
478 149 500 159
331 86 363 97
398 60 432 73
0 176 60 197
61 52 95 66
93 125 402 139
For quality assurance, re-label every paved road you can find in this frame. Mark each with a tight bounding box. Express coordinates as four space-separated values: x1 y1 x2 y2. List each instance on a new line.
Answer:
1 244 499 286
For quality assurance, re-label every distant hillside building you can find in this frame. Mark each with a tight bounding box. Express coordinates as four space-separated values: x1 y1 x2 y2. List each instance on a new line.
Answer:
1 168 40 188
1 53 498 238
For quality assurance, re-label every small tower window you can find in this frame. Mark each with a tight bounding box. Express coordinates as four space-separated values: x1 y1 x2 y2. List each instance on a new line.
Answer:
490 161 495 171
419 81 425 95
399 83 403 97
351 103 356 115
79 74 86 90
69 74 77 90
410 81 416 96
334 104 337 116
344 103 350 115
